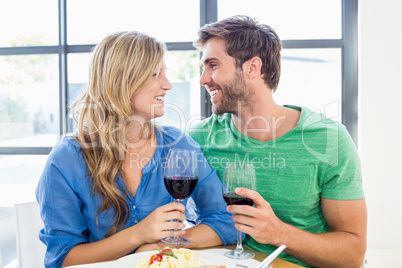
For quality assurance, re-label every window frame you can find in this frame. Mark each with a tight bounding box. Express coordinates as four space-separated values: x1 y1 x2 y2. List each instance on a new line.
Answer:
0 0 358 155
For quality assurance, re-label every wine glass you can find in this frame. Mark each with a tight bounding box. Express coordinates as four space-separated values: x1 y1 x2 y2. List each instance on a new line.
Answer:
162 149 198 245
222 162 256 259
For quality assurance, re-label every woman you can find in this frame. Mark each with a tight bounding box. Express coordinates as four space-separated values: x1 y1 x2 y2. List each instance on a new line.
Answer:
36 31 236 267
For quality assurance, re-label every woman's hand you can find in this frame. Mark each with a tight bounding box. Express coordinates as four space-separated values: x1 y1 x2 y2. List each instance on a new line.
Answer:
134 202 187 245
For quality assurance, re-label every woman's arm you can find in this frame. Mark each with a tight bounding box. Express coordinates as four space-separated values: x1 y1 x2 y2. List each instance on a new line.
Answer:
182 223 223 248
62 202 187 266
135 223 223 253
62 225 142 267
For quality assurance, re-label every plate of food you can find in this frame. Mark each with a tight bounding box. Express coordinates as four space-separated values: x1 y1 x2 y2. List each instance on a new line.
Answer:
112 247 235 268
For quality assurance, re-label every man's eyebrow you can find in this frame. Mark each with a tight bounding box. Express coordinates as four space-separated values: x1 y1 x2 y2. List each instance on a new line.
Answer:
200 57 218 69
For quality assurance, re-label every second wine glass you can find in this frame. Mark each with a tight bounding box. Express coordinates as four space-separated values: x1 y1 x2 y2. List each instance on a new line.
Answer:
162 149 198 245
222 162 256 259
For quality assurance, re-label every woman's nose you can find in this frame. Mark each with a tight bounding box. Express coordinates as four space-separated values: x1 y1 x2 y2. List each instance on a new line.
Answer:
163 77 172 91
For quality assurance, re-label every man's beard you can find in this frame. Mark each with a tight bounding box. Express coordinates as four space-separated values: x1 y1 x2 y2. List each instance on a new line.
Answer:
212 69 252 116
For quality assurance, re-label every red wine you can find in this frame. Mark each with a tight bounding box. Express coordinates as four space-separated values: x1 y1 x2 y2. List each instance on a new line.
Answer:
164 176 198 200
223 192 254 206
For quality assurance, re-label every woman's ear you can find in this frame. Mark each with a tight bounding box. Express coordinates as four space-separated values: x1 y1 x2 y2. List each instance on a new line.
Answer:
246 57 262 78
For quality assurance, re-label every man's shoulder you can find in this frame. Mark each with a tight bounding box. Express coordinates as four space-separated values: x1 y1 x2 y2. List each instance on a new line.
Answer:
298 106 346 134
296 107 356 153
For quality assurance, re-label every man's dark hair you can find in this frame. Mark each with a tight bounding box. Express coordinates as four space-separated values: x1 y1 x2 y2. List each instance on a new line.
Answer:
194 15 282 91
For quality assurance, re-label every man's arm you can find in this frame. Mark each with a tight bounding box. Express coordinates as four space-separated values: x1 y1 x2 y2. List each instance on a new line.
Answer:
280 198 367 268
228 188 367 268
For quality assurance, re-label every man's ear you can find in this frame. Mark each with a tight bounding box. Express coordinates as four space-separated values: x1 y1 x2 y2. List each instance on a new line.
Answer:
246 57 262 78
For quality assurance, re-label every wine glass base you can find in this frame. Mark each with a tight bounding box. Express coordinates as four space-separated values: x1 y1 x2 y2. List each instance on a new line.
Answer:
224 249 255 259
161 236 191 245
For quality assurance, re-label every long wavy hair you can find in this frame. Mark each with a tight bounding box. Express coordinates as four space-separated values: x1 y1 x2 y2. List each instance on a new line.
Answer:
71 31 165 237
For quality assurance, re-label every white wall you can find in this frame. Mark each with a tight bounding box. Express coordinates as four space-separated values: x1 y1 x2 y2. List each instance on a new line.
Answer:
359 0 402 267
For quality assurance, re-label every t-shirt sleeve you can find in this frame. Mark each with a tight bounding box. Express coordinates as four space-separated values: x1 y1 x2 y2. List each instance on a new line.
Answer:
320 125 365 200
188 149 238 245
35 138 89 267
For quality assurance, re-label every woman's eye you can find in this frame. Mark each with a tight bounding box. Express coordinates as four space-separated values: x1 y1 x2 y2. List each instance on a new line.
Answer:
152 73 157 77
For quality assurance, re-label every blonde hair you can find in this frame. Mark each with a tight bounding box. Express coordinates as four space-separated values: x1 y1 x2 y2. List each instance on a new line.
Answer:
71 31 165 237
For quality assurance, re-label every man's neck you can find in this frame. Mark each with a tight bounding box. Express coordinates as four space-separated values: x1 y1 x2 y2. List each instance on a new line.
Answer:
231 99 300 142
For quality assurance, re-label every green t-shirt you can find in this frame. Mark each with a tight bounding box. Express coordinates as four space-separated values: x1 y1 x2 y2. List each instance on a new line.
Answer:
187 105 364 267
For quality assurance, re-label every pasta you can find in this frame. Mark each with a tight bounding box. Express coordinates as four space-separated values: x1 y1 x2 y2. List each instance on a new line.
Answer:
135 248 203 268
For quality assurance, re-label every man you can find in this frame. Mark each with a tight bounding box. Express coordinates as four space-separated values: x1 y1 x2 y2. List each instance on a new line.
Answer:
188 15 367 268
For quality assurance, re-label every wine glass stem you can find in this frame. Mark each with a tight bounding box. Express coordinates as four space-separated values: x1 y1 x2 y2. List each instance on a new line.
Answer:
172 199 183 237
235 230 244 255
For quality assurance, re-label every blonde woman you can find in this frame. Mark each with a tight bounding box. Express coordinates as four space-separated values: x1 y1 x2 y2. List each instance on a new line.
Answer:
36 31 237 268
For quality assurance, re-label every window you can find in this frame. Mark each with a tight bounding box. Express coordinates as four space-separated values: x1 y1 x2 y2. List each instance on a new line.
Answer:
217 0 357 132
0 54 60 148
0 0 357 266
67 0 199 44
219 0 342 40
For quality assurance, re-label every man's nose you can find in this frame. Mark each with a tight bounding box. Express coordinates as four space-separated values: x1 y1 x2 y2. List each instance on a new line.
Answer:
199 70 212 86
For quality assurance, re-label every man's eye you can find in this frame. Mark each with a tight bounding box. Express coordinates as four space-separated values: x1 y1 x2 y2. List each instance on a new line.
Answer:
209 63 217 69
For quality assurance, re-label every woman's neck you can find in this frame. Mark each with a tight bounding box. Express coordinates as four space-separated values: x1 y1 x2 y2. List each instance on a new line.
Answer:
125 116 155 148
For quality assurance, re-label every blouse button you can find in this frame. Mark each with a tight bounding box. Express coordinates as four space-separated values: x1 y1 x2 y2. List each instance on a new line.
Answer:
134 219 138 223
133 205 137 209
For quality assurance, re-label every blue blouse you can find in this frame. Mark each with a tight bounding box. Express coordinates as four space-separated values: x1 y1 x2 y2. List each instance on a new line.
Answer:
36 126 237 267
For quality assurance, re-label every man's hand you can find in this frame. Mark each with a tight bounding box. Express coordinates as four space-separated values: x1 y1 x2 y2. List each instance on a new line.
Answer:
226 187 367 268
226 187 286 246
